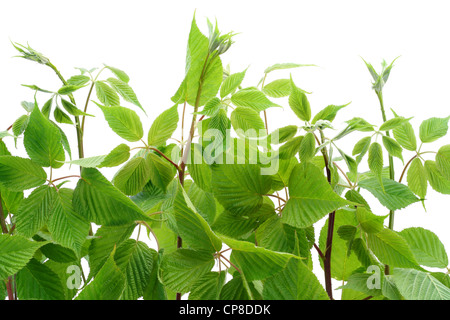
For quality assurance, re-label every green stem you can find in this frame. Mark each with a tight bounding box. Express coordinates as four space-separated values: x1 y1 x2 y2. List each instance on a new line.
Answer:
0 194 15 300
376 90 395 274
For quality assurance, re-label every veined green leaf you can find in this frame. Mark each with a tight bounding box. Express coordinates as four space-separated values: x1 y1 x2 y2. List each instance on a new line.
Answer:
57 84 86 95
379 117 411 131
231 88 281 112
220 235 299 282
15 185 56 238
393 268 450 300
107 77 144 113
0 234 45 281
24 105 65 168
264 63 315 74
436 145 450 180
64 144 130 168
147 104 179 147
73 168 149 226
263 258 328 300
95 81 120 106
298 132 316 163
220 68 247 98
356 207 385 234
54 106 73 124
278 135 304 159
268 125 298 145
211 164 272 216
367 228 418 268
88 223 136 280
0 156 46 191
230 106 266 137
173 183 222 253
368 142 384 189
159 248 215 294
312 103 350 124
104 65 130 83
419 116 450 143
114 240 154 300
99 105 143 142
424 160 450 195
76 250 125 300
399 227 448 268
189 271 227 300
60 98 93 117
262 79 292 98
67 74 90 86
282 163 353 228
358 177 419 211
407 158 427 199
392 114 416 151
47 188 90 257
147 152 176 191
112 157 151 196
16 258 65 300
289 77 311 122
382 135 403 162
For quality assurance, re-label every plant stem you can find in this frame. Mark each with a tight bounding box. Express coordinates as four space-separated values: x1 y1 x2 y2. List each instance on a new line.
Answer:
175 52 211 301
81 81 95 134
319 129 335 300
149 147 180 172
376 90 396 275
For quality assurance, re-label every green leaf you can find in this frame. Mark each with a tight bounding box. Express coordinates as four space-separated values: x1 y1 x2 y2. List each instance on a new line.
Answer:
159 248 215 294
147 152 176 191
264 63 315 74
298 132 316 163
263 258 328 300
278 135 303 159
73 168 149 226
367 228 418 268
358 177 419 211
189 271 226 300
211 164 272 216
147 104 179 147
99 105 143 142
16 258 65 300
0 156 47 191
88 223 136 279
114 240 154 300
107 77 145 113
112 157 151 196
24 105 65 168
424 160 450 195
393 120 417 152
368 142 384 188
399 227 448 268
382 135 403 162
187 143 213 192
104 65 130 83
173 183 222 253
15 185 56 238
47 188 90 257
312 103 350 124
379 117 411 131
262 79 292 98
393 268 450 300
67 74 90 86
282 163 353 228
231 88 281 112
419 116 450 143
64 144 130 168
95 81 120 106
60 98 93 117
220 235 299 281
197 97 222 117
220 68 247 98
407 158 427 199
76 250 125 300
54 106 74 124
436 144 450 180
356 207 385 234
289 77 311 122
230 106 266 137
0 234 45 281
171 16 222 106
57 84 86 95
268 125 298 145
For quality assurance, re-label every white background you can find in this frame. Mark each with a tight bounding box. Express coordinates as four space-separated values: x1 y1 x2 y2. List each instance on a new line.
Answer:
1 0 449 299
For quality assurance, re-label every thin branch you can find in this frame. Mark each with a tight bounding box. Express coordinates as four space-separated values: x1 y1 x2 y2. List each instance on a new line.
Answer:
220 253 242 274
398 154 418 183
263 193 286 203
149 147 180 172
333 161 353 187
51 175 82 184
313 243 325 261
